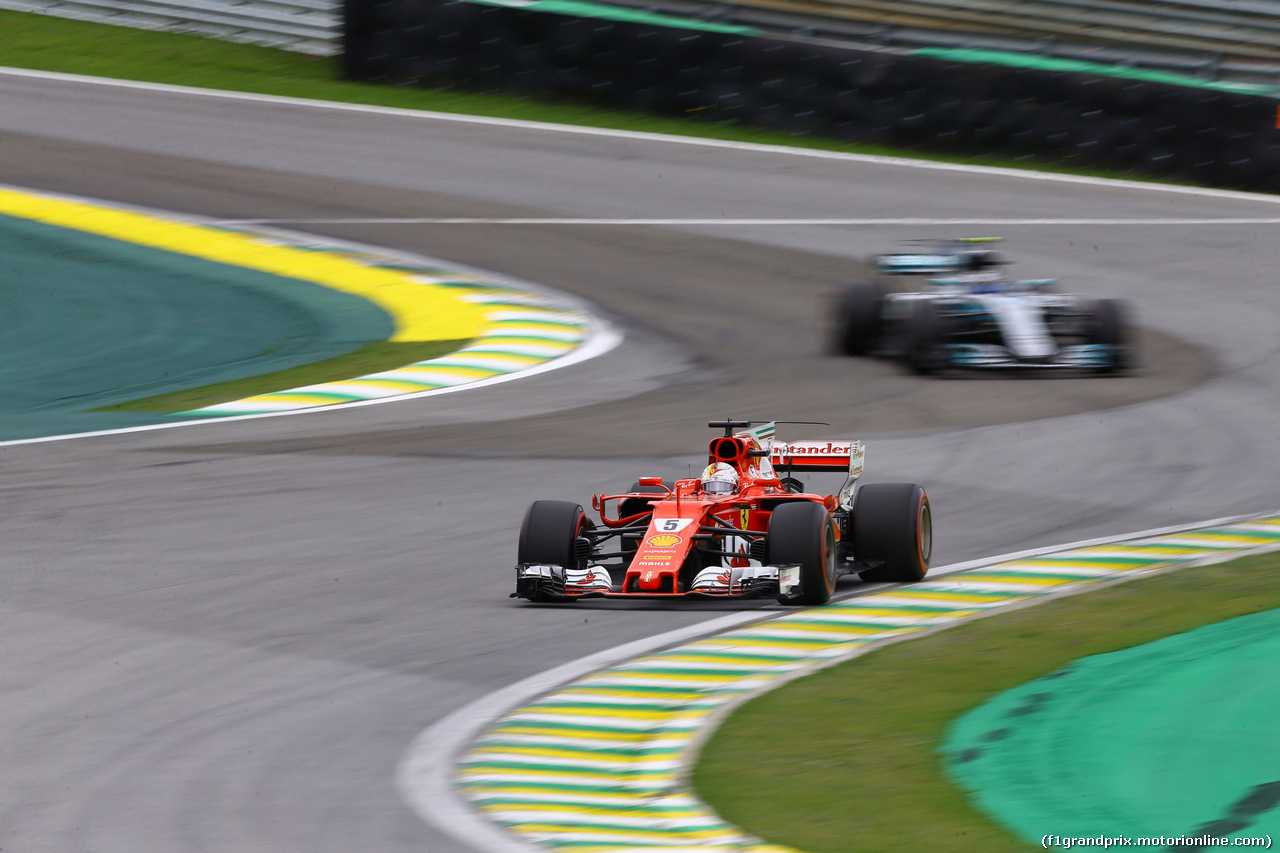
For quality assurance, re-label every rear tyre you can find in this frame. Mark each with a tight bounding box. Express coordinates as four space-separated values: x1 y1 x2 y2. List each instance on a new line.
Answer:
1086 298 1134 374
518 500 588 601
832 282 885 356
906 300 948 375
768 501 837 605
853 483 931 583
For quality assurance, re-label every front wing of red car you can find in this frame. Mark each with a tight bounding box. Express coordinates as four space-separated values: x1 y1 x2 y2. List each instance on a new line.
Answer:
513 561 803 601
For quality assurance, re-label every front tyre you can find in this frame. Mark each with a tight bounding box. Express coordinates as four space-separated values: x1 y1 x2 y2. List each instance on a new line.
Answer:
619 481 670 566
768 501 837 605
906 300 948 375
853 483 931 583
518 500 588 601
618 481 670 522
1086 298 1134 374
832 283 885 356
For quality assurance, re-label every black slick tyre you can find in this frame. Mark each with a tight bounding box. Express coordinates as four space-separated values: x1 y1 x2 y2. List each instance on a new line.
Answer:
518 500 588 601
853 483 931 583
1086 298 1134 374
619 482 670 566
618 481 670 521
906 300 947 375
768 501 837 605
832 282 884 356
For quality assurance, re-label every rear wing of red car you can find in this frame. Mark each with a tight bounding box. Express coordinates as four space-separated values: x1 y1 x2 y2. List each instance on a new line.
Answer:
770 440 865 475
770 439 865 509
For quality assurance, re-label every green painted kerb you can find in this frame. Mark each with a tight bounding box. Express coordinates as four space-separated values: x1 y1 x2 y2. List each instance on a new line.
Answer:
943 606 1280 845
0 212 392 438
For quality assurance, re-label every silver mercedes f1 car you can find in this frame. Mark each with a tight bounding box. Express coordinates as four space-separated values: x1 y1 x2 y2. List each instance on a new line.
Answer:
832 239 1135 374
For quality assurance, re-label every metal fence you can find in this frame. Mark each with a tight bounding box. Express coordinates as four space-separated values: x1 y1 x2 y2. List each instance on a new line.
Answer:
0 0 340 54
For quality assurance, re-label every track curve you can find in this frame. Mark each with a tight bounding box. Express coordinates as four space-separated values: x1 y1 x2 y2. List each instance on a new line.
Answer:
1 71 1278 853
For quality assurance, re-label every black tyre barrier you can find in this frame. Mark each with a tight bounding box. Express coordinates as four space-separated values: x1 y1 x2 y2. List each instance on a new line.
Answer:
344 0 1280 192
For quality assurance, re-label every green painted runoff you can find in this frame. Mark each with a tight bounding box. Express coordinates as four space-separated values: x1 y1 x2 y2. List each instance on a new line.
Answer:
0 213 393 438
944 606 1280 845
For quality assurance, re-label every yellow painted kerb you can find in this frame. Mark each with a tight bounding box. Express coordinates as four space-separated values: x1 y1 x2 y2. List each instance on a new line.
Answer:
0 188 485 342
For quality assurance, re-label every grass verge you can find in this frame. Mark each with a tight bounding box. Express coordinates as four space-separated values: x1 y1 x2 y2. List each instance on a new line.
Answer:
694 551 1280 852
96 339 467 412
0 10 1159 183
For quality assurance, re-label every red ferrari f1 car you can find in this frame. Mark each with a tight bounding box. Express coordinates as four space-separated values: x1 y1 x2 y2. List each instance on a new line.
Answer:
513 420 932 605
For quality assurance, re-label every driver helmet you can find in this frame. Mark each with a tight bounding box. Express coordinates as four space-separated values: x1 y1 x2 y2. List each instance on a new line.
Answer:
701 462 739 496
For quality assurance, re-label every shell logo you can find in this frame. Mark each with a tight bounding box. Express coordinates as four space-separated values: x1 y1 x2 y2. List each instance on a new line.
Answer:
647 534 682 548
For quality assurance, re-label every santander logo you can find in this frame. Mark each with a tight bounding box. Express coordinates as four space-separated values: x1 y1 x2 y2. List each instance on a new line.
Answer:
777 442 851 455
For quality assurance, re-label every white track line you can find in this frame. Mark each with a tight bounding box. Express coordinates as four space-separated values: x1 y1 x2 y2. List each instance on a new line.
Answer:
215 217 1280 226
397 509 1276 853
5 64 1280 209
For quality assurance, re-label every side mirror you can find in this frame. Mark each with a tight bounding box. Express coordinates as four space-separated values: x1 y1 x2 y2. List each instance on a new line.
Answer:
637 476 664 487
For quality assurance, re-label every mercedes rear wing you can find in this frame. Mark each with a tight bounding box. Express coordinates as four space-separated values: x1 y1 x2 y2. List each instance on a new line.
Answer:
876 253 962 275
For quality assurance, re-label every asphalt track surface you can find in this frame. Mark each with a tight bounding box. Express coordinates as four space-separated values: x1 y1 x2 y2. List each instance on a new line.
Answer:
0 70 1277 852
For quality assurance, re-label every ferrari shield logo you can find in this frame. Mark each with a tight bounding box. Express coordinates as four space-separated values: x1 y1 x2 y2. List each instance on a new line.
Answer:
739 507 749 529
